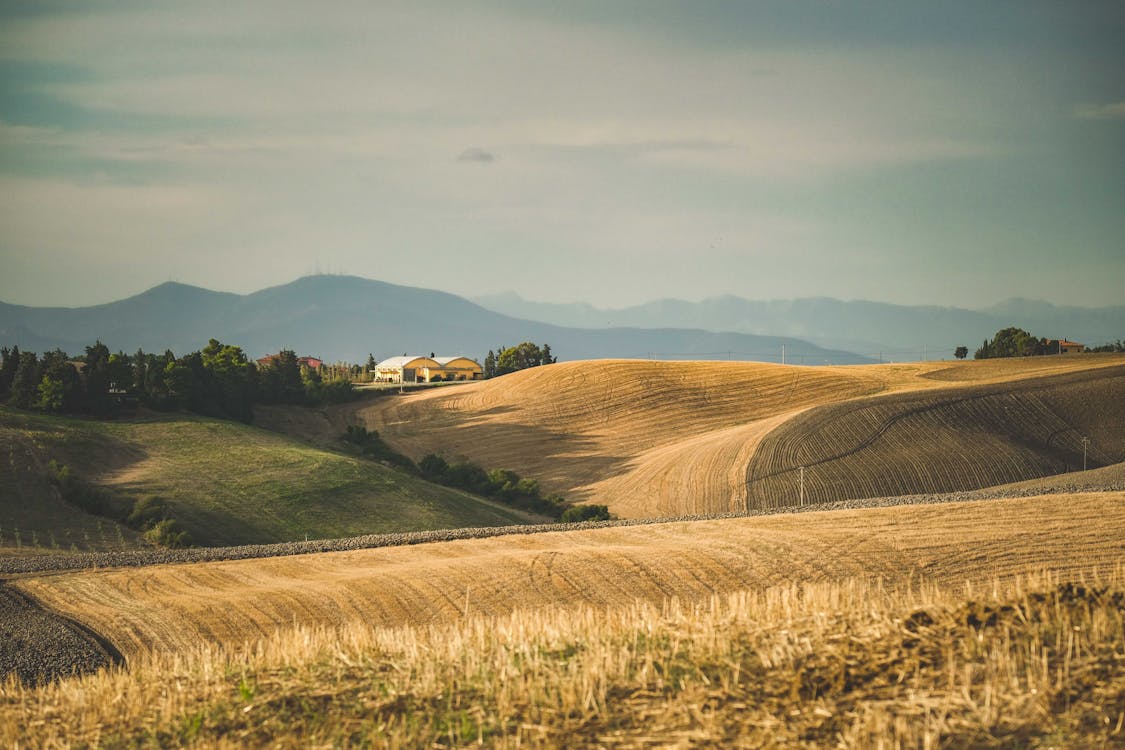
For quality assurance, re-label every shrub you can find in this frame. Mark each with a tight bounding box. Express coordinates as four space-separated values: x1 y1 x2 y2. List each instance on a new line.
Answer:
560 504 612 523
341 426 415 471
126 496 168 530
419 453 449 481
145 518 191 548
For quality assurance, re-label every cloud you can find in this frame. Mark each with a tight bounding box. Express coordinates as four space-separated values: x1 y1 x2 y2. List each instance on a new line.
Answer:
457 147 497 164
1074 102 1125 121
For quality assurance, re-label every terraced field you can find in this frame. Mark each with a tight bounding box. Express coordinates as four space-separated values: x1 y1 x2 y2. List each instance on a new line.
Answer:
746 365 1125 508
14 491 1125 661
314 355 1125 517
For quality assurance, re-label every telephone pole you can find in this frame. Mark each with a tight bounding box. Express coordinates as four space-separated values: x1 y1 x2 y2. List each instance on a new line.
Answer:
781 345 786 365
1081 437 1090 471
799 465 805 506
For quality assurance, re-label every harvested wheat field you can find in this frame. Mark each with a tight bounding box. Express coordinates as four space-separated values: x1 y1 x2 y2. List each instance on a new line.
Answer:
311 355 1125 518
5 572 1124 748
13 491 1125 663
747 364 1125 508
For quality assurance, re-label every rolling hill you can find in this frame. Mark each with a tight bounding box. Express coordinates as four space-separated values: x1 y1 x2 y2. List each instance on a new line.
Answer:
0 275 869 364
745 364 1125 508
315 354 1125 518
0 406 541 552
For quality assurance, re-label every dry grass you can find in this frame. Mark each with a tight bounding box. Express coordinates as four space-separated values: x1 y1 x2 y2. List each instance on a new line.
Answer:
296 355 1125 518
4 568 1123 748
14 492 1125 662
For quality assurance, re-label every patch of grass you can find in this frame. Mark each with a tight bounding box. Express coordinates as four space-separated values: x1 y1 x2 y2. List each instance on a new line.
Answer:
0 406 540 549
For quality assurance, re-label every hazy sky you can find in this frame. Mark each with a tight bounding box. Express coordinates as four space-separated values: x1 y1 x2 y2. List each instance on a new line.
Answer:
2 2 1123 309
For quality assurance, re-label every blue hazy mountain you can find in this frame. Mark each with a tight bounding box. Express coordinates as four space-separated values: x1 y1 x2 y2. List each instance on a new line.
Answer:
0 275 872 365
473 292 1125 361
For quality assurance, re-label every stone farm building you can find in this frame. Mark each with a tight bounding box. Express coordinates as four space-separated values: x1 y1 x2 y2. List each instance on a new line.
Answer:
374 355 483 383
1046 339 1085 354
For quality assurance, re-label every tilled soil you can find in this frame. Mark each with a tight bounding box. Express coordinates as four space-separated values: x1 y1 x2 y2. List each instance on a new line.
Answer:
0 582 120 685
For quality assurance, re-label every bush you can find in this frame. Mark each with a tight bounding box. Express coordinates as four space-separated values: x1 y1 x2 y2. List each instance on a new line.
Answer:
560 504 612 523
342 426 415 471
126 495 168 530
419 453 449 481
144 518 191 548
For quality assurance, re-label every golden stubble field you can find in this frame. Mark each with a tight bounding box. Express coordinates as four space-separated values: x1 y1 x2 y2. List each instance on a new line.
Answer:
14 491 1125 662
307 355 1125 518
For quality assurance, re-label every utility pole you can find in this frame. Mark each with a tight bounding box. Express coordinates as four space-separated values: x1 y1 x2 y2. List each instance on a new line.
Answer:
1081 436 1089 471
782 345 786 366
799 465 805 506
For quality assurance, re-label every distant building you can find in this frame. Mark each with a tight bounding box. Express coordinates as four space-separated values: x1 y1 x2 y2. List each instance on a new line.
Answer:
256 353 323 370
374 355 483 383
1046 339 1085 354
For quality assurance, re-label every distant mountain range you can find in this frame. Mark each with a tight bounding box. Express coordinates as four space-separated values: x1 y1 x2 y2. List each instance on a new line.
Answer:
473 292 1125 360
0 276 871 365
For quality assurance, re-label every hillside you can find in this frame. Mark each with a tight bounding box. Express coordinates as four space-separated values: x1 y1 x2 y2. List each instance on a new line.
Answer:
0 407 541 551
745 363 1125 508
319 355 1125 518
0 275 868 364
13 491 1125 661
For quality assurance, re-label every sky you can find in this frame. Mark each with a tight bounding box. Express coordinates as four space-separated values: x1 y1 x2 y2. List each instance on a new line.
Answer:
1 1 1123 309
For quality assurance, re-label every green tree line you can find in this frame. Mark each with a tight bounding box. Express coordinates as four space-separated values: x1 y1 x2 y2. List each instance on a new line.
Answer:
483 342 556 379
974 328 1124 359
0 340 356 422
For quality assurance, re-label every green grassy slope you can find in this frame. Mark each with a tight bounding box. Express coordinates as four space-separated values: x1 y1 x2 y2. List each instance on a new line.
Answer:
0 407 542 550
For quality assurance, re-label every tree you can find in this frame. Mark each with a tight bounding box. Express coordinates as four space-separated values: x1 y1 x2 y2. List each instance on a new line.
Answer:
83 341 112 413
8 351 40 408
496 342 554 376
975 327 1044 359
0 346 18 400
37 350 82 412
954 346 968 360
483 350 496 379
132 348 148 393
365 353 376 372
201 339 254 421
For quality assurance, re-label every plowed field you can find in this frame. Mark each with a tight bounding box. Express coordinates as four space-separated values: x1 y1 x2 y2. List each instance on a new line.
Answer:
746 365 1125 508
15 491 1125 660
320 355 1125 517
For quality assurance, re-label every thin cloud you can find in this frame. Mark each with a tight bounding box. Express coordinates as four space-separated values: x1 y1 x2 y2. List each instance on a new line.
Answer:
1074 102 1125 121
457 147 497 163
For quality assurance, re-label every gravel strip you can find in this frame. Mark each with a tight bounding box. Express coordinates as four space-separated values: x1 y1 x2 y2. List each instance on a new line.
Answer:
4 481 1122 577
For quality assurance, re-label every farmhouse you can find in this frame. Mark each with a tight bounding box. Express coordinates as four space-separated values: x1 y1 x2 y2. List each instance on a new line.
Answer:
1046 339 1085 354
374 355 483 383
